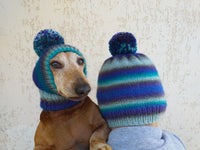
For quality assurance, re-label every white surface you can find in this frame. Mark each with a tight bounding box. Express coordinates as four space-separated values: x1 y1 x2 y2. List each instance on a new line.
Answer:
0 0 200 149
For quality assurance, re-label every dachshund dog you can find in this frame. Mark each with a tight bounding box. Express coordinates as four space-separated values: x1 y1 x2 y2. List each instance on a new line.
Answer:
34 52 112 150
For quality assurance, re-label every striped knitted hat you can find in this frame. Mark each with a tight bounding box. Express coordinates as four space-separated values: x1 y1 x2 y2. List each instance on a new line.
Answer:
32 29 87 111
97 32 167 128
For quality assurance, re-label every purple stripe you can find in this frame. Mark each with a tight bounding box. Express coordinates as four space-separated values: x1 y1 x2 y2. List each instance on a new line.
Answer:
101 104 167 119
98 65 157 81
98 80 161 92
97 81 164 104
40 99 80 111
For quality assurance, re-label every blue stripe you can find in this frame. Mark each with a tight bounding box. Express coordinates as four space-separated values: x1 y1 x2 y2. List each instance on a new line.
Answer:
97 82 164 104
40 98 81 111
98 80 161 92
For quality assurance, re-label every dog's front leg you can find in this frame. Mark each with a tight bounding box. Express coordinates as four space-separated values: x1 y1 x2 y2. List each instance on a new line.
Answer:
90 119 112 150
90 121 112 150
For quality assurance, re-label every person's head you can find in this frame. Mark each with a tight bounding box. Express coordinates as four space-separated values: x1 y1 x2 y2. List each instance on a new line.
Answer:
97 32 167 129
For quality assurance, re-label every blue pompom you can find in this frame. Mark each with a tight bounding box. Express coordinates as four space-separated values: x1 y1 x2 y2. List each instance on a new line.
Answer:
33 29 65 56
109 32 137 56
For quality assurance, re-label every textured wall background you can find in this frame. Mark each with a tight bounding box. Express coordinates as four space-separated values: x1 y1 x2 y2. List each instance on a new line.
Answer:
0 0 200 149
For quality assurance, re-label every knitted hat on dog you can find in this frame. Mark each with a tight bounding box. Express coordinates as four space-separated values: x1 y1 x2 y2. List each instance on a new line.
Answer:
33 29 87 111
97 32 167 128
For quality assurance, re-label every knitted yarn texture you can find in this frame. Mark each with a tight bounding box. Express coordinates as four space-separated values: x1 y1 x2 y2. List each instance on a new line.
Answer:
32 29 87 111
97 32 167 127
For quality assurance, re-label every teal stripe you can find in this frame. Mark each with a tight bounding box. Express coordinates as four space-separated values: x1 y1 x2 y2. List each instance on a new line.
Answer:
99 96 165 107
39 90 66 101
34 61 53 93
98 72 159 87
100 100 167 113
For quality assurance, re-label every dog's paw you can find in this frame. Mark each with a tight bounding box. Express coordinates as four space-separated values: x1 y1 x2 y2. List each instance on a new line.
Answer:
90 142 112 150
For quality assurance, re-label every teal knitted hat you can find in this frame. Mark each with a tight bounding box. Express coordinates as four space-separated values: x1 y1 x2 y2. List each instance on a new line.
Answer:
33 29 87 111
97 32 167 128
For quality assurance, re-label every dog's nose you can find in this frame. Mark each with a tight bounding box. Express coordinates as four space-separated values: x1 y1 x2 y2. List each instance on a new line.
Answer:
75 84 91 96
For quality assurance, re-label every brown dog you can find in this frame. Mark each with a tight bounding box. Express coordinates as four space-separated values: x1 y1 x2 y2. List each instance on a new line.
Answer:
34 52 112 150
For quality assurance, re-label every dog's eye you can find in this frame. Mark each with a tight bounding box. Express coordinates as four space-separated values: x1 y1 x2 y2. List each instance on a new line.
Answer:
50 61 63 69
77 58 84 66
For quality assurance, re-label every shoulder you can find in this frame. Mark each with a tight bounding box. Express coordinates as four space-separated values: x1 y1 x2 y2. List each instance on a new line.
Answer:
162 130 186 150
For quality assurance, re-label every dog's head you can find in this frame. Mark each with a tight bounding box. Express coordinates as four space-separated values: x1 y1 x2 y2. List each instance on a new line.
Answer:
49 52 90 101
33 29 90 103
33 29 91 110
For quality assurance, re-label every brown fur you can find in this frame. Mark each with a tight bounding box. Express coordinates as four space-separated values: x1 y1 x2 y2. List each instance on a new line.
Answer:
34 52 112 150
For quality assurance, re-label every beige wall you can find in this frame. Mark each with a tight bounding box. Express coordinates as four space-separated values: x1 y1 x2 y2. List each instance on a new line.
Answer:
0 0 200 149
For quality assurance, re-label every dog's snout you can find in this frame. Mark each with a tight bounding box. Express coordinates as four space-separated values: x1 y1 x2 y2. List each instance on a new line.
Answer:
74 77 91 96
75 84 91 96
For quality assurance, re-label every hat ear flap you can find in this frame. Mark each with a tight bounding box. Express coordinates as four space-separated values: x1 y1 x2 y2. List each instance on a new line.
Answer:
32 61 54 94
